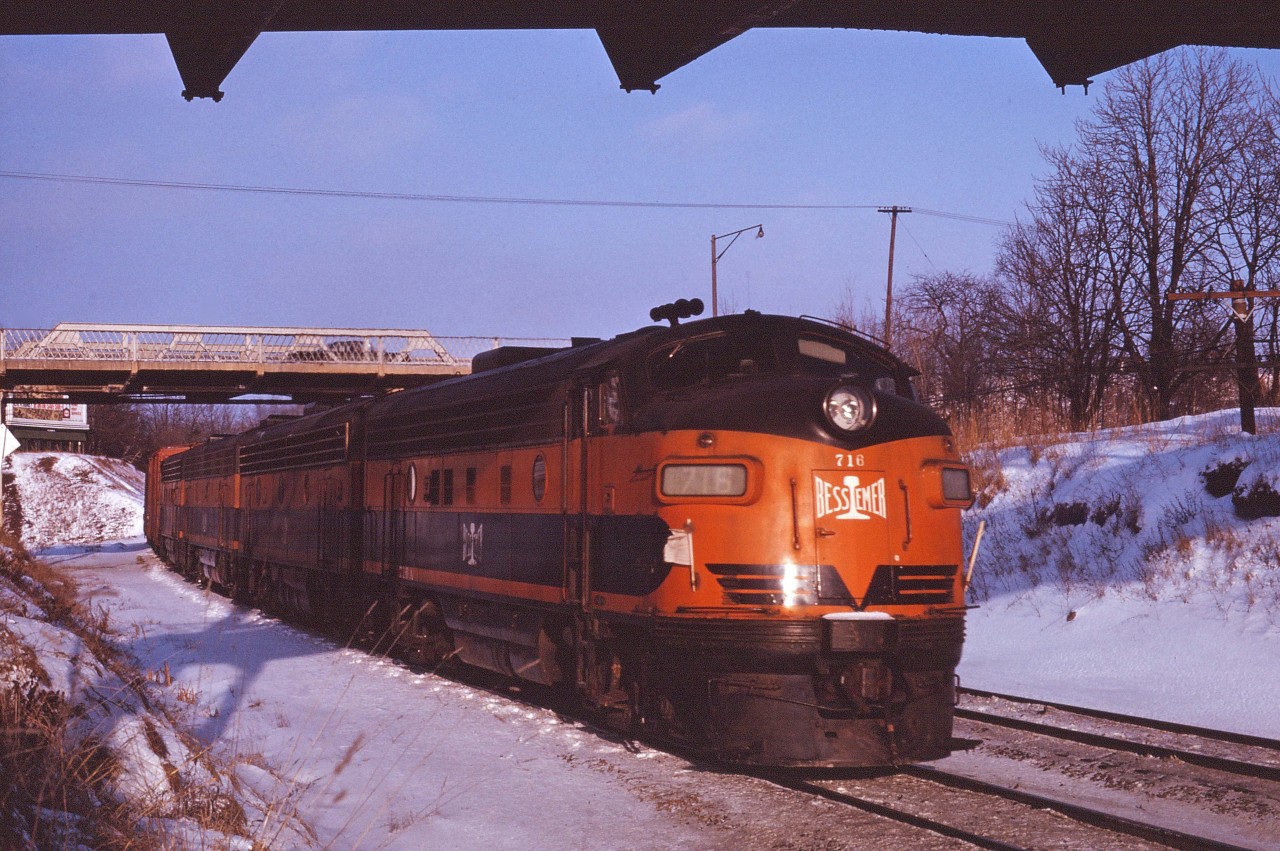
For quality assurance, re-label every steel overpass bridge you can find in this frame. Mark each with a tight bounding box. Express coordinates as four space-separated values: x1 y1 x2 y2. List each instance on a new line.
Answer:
0 323 565 404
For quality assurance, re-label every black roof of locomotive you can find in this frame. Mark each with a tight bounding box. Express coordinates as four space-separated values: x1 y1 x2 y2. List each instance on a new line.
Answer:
171 312 942 467
362 313 898 413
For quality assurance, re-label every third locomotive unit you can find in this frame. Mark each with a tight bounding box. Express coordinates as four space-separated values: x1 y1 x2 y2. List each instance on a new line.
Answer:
145 304 973 767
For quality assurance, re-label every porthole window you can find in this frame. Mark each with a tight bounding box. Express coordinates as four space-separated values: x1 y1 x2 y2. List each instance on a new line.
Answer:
532 455 547 503
406 464 417 504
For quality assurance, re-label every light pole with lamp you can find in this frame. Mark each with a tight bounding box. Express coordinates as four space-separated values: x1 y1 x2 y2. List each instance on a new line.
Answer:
710 224 764 317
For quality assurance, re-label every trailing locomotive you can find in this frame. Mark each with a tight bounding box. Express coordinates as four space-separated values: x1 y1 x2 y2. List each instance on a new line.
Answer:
145 304 973 767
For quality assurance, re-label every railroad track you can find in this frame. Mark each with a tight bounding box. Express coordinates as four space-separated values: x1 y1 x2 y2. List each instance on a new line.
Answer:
240 597 1280 850
769 689 1280 850
445 675 1270 849
956 686 1280 783
781 767 1253 851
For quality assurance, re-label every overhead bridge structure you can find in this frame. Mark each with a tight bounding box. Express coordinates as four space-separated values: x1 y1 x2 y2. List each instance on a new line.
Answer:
5 2 1280 99
0 323 565 405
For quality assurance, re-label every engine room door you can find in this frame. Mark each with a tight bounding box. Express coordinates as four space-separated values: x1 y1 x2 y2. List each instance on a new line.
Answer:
382 468 404 579
563 388 590 608
217 479 231 552
318 477 342 572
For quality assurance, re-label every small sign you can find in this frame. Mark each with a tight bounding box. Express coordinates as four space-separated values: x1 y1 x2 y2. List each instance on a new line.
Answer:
4 402 90 431
0 425 19 458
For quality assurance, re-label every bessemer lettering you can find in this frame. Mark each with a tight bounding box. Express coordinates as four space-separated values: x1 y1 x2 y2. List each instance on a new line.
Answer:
814 474 888 521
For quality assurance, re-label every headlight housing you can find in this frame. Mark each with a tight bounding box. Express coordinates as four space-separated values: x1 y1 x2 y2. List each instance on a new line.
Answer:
823 383 877 434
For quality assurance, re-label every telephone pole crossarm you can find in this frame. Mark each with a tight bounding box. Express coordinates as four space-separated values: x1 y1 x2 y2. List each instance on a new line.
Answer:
1166 290 1280 300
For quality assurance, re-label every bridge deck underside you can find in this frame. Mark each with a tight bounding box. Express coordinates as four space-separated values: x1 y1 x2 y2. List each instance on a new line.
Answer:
1 361 466 404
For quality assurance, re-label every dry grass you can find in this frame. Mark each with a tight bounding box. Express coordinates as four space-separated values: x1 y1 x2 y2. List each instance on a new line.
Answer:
0 530 133 848
0 531 272 850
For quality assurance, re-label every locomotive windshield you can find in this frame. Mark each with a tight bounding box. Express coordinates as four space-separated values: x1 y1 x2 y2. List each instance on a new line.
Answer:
647 329 915 399
649 333 779 391
796 333 916 399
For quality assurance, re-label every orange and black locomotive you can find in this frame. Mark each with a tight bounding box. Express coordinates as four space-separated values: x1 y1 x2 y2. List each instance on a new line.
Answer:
146 303 973 767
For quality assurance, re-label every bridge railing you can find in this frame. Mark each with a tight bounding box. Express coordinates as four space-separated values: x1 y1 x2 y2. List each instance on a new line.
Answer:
0 325 570 368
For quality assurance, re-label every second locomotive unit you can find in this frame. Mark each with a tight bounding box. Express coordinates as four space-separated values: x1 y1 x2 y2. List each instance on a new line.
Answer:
146 303 973 767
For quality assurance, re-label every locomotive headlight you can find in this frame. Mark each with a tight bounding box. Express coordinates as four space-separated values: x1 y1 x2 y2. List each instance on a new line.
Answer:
823 384 876 434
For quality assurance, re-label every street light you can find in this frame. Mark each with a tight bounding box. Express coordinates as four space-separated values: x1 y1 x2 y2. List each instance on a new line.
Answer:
711 224 764 317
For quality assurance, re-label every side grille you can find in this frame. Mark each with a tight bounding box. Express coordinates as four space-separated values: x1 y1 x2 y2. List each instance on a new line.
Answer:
862 564 958 606
239 424 348 474
160 455 184 483
183 443 236 479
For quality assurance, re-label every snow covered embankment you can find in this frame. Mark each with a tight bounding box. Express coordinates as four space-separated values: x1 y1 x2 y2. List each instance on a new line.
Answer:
1 455 308 849
966 409 1280 611
959 410 1280 736
5 453 144 549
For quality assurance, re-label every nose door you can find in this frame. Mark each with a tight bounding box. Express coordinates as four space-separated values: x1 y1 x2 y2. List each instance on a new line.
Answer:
812 468 892 575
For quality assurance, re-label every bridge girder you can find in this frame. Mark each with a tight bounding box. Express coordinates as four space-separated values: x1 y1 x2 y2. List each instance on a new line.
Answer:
4 2 1280 100
0 324 564 405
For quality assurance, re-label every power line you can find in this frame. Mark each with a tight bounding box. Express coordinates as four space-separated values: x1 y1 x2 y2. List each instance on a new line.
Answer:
0 169 1013 224
912 207 1013 227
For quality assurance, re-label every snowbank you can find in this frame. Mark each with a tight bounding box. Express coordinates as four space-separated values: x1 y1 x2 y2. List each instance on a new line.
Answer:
5 453 143 549
0 545 309 849
959 409 1280 736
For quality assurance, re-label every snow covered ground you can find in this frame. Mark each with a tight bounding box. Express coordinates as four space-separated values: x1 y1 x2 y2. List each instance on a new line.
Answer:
961 409 1280 738
59 545 722 849
4 452 143 549
3 409 1280 846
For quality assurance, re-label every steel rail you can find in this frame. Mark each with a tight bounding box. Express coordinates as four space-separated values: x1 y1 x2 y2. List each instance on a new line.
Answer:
959 687 1280 752
778 779 1028 851
903 764 1253 851
955 705 1280 783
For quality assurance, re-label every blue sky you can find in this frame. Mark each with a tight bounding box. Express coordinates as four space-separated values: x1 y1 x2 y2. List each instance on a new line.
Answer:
3 28 1279 340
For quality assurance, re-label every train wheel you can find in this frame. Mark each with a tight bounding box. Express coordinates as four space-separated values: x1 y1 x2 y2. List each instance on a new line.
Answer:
394 596 454 667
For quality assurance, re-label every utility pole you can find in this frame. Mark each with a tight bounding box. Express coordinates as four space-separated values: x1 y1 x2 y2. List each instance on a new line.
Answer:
1167 280 1280 434
878 206 911 348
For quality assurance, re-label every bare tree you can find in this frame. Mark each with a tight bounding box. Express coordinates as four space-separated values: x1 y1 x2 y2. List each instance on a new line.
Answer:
1203 85 1280 404
830 282 887 341
995 147 1124 429
88 403 292 466
897 271 1001 418
1082 48 1261 420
